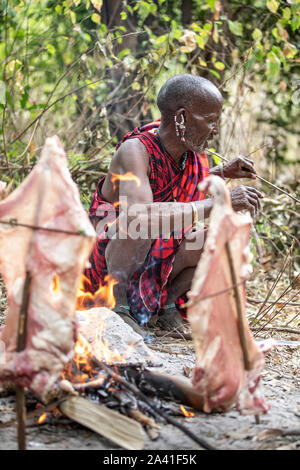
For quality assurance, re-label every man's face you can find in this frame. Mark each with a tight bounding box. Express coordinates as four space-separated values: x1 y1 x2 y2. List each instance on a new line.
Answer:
184 97 223 154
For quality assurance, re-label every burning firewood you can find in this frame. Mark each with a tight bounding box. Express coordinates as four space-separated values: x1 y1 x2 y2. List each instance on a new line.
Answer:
0 136 95 399
59 396 145 450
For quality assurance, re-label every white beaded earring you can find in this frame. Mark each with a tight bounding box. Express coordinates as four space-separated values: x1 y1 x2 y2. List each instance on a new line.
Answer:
174 114 185 138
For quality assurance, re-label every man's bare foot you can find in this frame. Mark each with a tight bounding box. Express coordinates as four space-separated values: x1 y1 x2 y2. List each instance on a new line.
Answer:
156 307 185 331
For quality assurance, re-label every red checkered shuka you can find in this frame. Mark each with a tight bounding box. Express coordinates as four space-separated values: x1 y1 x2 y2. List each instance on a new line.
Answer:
84 120 209 324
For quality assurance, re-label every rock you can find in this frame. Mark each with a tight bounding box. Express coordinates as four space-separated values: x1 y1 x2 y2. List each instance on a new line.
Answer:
76 307 159 365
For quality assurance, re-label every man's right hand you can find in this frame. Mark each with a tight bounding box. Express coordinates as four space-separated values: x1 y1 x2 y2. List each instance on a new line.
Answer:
230 185 263 216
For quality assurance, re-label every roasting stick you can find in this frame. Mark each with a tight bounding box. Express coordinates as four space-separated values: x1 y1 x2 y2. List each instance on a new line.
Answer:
15 271 32 450
15 168 48 450
225 242 260 425
205 148 300 204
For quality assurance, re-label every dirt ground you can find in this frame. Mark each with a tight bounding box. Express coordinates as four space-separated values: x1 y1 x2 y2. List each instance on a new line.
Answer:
0 266 299 451
0 331 299 451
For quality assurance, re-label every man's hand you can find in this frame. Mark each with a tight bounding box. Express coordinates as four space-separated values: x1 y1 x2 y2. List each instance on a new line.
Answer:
230 185 263 216
223 156 256 179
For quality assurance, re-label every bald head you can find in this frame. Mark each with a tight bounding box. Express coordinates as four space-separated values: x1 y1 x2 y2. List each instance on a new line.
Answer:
157 74 223 119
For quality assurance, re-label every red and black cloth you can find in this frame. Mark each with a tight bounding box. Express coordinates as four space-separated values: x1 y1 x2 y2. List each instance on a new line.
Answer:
84 120 209 324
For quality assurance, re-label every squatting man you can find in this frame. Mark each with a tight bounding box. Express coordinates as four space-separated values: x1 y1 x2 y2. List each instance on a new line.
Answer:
84 74 262 331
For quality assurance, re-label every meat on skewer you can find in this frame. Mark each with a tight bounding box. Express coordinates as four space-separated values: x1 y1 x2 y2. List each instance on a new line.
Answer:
187 175 274 414
0 136 95 399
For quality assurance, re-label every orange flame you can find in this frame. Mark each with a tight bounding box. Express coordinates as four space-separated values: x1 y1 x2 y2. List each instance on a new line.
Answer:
180 405 195 418
62 271 134 384
37 413 47 424
76 274 118 311
51 273 61 294
110 172 141 191
92 322 135 365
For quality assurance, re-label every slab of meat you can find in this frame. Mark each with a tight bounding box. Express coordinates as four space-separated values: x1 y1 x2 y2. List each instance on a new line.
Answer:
0 136 95 399
187 175 274 415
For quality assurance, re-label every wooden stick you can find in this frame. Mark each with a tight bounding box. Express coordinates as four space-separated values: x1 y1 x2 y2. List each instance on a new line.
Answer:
225 242 251 370
17 271 31 352
15 270 32 450
15 386 26 450
225 242 261 424
0 399 65 429
205 149 300 204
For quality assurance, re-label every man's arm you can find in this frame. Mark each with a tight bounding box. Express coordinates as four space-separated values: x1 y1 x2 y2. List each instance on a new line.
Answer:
101 139 213 235
101 138 154 205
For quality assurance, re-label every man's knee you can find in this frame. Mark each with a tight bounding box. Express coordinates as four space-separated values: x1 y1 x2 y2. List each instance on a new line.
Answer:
105 237 151 281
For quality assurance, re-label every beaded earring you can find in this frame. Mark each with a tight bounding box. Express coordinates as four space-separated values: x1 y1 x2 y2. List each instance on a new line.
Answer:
174 114 185 142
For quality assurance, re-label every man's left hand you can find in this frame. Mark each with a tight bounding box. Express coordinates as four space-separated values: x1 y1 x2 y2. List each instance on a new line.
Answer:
223 156 256 180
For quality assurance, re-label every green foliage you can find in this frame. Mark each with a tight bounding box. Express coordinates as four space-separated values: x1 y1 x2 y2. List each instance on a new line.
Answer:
0 0 299 202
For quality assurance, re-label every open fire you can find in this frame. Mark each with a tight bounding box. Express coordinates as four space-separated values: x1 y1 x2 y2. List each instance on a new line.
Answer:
76 273 118 311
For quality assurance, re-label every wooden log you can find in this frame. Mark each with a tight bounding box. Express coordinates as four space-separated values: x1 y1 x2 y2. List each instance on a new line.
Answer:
59 396 145 450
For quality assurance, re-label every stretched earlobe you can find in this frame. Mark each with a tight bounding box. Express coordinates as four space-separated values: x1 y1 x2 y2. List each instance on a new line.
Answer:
174 114 185 140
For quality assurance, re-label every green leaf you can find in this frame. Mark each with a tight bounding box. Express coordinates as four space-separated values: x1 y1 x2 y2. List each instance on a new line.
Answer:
131 82 141 91
209 69 221 79
282 7 291 20
46 43 56 55
208 148 221 165
69 10 76 24
156 34 167 46
120 11 127 20
252 28 262 41
199 58 207 67
206 0 215 10
214 61 225 70
203 23 212 32
291 15 300 32
55 5 62 14
173 29 182 40
266 0 279 13
266 52 280 77
20 86 29 109
228 20 243 36
117 48 130 59
91 13 101 24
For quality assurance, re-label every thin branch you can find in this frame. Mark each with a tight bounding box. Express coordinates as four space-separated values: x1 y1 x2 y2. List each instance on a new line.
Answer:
206 149 300 204
251 326 300 335
0 219 93 237
254 289 300 336
252 242 295 323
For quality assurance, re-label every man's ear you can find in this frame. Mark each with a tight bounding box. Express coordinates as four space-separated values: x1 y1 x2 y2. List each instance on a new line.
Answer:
175 108 186 124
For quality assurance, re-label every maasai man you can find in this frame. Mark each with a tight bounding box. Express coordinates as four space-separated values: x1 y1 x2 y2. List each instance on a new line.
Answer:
84 74 262 331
